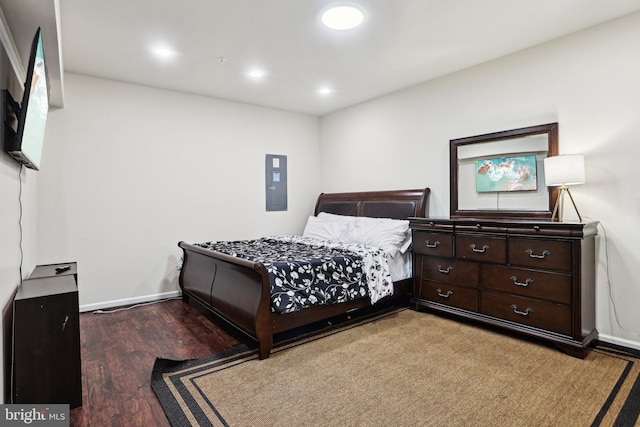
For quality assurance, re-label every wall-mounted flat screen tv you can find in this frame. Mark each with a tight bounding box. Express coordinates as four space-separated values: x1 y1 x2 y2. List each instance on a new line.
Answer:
3 27 49 170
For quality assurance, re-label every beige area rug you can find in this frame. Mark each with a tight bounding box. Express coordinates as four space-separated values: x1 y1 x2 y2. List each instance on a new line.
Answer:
152 309 640 426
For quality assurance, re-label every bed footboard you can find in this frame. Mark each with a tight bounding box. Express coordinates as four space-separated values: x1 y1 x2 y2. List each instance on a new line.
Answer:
178 241 274 359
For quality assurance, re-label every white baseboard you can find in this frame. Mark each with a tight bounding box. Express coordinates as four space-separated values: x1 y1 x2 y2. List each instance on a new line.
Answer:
79 290 182 313
598 333 640 352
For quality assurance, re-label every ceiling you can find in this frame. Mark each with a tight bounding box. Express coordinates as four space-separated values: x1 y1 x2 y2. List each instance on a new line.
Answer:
3 0 640 116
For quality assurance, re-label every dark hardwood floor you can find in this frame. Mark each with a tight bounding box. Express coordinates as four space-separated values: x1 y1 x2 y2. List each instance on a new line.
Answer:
69 298 241 426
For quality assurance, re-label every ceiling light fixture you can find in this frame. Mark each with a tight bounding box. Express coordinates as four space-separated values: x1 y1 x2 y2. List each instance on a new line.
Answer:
152 46 176 58
318 87 333 95
321 5 365 30
247 68 266 80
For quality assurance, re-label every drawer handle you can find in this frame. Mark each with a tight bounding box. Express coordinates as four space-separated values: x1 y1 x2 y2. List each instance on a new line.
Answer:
510 304 533 316
470 244 489 253
526 249 550 259
425 240 440 248
437 265 453 274
510 276 533 287
436 289 453 299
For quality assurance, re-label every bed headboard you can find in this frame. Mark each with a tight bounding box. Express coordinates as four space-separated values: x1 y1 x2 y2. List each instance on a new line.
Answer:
314 188 430 219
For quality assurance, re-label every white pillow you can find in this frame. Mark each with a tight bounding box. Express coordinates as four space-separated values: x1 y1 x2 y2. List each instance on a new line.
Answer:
398 231 412 254
317 212 358 225
312 212 412 256
302 215 349 242
346 216 410 257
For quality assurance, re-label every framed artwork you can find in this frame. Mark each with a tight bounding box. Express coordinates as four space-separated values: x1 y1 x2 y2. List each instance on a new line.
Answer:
475 155 537 193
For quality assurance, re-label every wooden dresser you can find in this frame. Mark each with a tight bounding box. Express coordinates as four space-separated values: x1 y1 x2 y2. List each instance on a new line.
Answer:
409 218 597 358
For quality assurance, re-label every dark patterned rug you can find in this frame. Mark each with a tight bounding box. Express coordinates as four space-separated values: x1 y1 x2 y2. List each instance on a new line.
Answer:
152 309 640 426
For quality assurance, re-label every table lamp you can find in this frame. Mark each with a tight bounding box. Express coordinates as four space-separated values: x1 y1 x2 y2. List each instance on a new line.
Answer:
543 154 585 222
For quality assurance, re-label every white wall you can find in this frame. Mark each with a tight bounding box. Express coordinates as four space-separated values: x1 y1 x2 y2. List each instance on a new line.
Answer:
320 12 640 350
37 74 321 309
0 159 38 293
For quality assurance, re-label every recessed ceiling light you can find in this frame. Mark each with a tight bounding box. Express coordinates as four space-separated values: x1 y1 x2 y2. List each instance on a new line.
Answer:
247 68 266 80
322 5 364 30
318 87 333 95
152 46 176 58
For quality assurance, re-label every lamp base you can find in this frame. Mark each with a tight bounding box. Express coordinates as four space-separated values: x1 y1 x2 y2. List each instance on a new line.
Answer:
551 186 582 222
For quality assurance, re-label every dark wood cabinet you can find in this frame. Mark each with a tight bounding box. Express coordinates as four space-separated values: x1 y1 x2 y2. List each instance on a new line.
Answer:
410 218 597 358
12 262 82 408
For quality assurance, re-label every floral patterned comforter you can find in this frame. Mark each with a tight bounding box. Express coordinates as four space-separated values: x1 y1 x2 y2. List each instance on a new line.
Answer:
195 236 393 314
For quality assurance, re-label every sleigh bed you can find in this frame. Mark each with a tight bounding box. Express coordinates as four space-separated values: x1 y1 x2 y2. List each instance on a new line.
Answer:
178 188 430 359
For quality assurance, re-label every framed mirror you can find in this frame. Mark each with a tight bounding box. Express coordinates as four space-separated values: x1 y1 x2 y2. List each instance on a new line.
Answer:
450 123 558 219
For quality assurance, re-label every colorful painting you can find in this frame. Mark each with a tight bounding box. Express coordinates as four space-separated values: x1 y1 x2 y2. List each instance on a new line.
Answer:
475 155 537 193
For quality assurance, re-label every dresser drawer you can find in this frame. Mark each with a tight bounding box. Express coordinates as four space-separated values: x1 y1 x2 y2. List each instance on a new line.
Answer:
456 234 506 264
456 222 507 234
507 223 588 238
509 238 572 271
410 219 454 232
482 264 571 304
480 291 571 336
416 280 478 312
412 231 454 257
416 256 479 287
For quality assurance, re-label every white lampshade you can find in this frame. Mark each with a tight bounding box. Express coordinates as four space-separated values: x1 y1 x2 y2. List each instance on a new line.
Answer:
544 154 585 186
